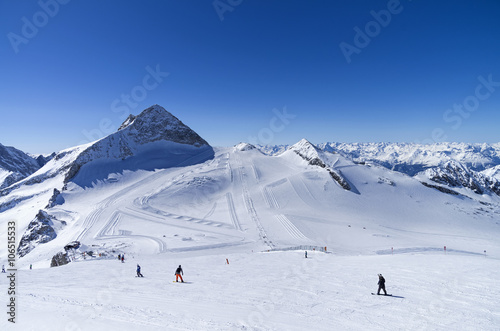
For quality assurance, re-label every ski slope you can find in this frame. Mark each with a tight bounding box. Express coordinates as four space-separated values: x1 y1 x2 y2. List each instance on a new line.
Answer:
1 251 499 330
1 144 500 330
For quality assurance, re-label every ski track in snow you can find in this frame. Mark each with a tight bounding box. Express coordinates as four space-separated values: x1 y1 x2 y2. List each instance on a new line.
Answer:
251 162 260 182
134 197 232 230
233 154 275 249
202 202 217 220
262 178 287 209
94 210 168 253
275 214 308 241
225 192 242 231
288 174 319 208
74 160 242 254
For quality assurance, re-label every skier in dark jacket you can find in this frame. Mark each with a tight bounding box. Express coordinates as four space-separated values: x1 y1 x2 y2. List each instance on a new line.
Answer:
377 274 387 295
175 265 184 282
136 264 144 277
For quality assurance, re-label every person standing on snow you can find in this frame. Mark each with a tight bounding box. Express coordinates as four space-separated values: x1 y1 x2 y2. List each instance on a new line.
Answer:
136 264 144 277
1 265 5 273
377 274 387 295
175 265 184 282
305 251 308 258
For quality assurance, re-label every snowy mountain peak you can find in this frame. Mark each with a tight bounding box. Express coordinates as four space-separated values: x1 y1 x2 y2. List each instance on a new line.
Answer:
288 139 323 161
63 105 213 185
290 138 317 151
234 142 257 151
117 104 209 147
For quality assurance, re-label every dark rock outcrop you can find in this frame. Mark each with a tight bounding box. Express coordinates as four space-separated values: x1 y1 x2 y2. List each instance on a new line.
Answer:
0 143 41 189
17 210 58 257
64 105 214 185
291 140 351 191
422 161 500 196
50 252 71 267
46 188 65 208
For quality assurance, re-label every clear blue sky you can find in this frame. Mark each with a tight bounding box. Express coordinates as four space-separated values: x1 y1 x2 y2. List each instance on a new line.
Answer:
1 0 499 154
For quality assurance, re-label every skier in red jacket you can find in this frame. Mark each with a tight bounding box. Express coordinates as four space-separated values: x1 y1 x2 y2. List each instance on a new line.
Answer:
175 265 184 282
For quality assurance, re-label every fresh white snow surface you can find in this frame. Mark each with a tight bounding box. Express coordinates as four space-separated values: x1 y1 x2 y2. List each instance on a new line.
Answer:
1 145 500 330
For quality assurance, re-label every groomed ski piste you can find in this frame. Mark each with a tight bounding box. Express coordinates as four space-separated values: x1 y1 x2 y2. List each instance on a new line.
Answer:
1 142 500 330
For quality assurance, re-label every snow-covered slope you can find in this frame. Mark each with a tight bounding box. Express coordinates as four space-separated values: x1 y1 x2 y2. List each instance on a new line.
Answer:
1 138 499 330
4 139 499 263
482 164 500 180
1 111 500 330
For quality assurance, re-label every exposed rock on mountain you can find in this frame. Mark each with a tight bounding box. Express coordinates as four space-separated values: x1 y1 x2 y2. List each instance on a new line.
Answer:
420 161 500 196
18 210 59 257
0 143 41 189
64 105 214 186
50 251 71 267
46 188 65 208
35 152 56 168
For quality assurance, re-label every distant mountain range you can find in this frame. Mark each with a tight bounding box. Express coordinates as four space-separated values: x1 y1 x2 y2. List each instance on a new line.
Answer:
256 142 500 197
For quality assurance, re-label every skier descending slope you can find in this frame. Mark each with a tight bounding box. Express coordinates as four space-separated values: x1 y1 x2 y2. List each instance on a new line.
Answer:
136 264 144 277
377 274 387 295
175 265 184 282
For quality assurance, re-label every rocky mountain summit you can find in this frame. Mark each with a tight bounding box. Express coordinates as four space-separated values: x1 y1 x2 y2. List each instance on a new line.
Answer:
64 104 213 185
